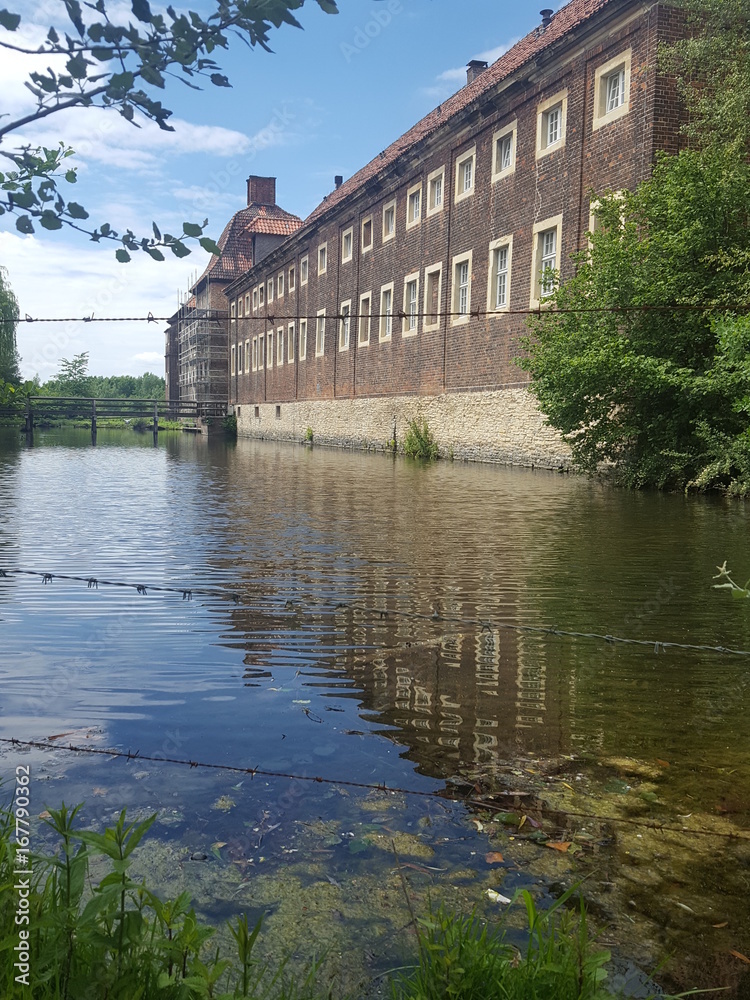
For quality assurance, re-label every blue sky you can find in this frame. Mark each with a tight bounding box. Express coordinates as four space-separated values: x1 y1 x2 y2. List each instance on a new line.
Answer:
0 0 550 380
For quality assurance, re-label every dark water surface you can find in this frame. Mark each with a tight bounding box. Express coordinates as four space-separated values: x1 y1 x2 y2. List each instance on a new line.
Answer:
1 427 749 992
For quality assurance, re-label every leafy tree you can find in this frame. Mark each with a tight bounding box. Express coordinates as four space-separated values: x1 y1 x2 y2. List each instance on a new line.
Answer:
0 265 20 385
519 1 750 495
0 0 338 261
51 351 92 396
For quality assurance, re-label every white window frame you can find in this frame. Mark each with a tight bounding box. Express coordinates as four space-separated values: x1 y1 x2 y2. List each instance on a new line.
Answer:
266 329 273 369
277 325 284 366
252 336 258 371
530 214 563 308
267 279 274 304
402 271 420 336
259 284 265 306
299 319 307 361
358 291 372 346
258 333 264 370
244 292 251 315
237 340 243 374
486 236 513 313
361 215 373 253
382 199 396 243
300 255 309 286
593 49 632 130
230 343 236 376
244 338 250 373
277 272 284 298
454 146 476 204
252 286 258 311
422 263 443 332
406 182 422 230
315 308 326 357
237 297 243 318
491 121 517 182
451 250 473 325
379 282 394 342
287 321 295 363
427 165 445 217
536 90 568 157
317 242 327 276
339 299 352 351
341 227 353 263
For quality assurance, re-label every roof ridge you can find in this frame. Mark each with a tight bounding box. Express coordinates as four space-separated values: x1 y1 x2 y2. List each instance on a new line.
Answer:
304 0 614 226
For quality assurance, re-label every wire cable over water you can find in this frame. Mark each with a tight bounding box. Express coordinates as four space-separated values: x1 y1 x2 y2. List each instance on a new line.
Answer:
1 737 748 843
2 566 749 657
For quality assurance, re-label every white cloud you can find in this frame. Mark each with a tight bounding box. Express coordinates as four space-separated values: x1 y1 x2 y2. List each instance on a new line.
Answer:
421 38 520 102
13 109 252 174
0 231 198 379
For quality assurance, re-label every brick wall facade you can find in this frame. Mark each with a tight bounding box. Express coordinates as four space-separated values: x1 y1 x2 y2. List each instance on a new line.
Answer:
221 0 686 465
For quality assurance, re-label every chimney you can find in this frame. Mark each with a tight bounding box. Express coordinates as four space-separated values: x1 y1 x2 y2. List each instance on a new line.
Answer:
246 175 276 207
540 8 553 28
334 175 343 189
466 59 488 85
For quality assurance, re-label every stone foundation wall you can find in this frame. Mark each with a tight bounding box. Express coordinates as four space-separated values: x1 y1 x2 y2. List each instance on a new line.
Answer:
233 387 571 469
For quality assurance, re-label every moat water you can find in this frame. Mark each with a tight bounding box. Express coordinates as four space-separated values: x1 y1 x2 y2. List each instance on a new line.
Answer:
1 427 749 994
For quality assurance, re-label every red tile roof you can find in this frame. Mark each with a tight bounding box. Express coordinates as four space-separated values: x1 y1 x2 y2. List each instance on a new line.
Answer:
305 0 613 226
197 204 302 285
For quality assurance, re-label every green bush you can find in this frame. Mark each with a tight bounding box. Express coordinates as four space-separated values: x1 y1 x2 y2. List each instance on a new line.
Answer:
223 413 238 437
0 802 320 1000
403 418 438 461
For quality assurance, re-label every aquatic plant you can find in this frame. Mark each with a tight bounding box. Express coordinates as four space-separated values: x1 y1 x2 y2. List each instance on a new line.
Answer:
391 888 614 1000
403 419 438 461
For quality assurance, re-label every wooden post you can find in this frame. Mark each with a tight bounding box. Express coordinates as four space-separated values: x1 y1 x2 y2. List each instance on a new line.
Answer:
91 399 97 444
24 398 33 435
153 401 159 443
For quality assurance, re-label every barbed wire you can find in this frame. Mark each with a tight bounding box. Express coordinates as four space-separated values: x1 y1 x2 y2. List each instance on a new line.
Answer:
2 567 748 657
4 301 750 326
2 737 748 843
0 568 239 603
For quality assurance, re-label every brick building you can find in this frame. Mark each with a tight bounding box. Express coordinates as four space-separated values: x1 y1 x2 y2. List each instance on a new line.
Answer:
211 0 684 461
165 177 301 407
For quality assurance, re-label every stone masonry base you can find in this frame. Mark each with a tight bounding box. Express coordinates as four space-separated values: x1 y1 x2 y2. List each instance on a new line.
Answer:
233 387 571 469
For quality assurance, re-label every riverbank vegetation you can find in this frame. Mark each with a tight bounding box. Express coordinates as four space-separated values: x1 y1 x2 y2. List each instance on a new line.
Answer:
0 799 675 1000
520 0 750 496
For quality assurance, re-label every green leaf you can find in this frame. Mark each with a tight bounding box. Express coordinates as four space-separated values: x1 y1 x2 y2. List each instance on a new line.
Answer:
199 237 221 255
152 221 161 240
67 201 89 219
315 0 339 12
115 248 131 262
145 246 164 261
66 52 88 80
182 222 202 238
39 211 63 230
15 215 33 234
170 241 191 258
131 0 151 22
65 170 77 183
0 9 21 30
210 73 230 87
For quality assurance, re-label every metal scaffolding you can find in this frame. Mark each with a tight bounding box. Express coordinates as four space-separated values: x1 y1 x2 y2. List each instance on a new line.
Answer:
174 274 228 405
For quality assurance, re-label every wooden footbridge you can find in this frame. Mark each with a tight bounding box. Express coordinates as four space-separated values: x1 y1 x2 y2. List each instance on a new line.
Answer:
6 396 226 441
